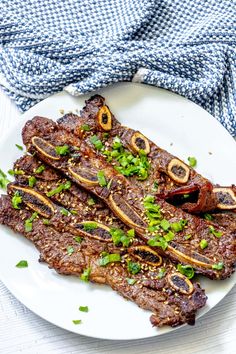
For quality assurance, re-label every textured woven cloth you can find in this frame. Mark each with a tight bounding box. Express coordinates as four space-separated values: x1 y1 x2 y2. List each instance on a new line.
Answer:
0 0 235 136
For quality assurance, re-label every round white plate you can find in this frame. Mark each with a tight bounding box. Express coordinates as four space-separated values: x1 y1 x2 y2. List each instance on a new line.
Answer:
0 83 235 340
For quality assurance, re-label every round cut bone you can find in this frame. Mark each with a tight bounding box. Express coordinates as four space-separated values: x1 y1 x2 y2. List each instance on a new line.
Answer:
9 185 55 218
129 245 162 266
97 105 112 131
213 187 236 210
167 272 194 295
130 132 150 154
167 158 190 184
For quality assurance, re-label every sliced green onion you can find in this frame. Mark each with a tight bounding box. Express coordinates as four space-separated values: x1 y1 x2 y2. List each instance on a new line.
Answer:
80 267 91 282
79 306 89 312
72 320 82 325
110 228 134 247
47 180 71 197
147 236 168 250
157 267 166 279
8 169 24 176
204 213 213 221
87 197 95 206
209 225 222 238
97 171 107 187
35 165 45 174
177 264 195 279
126 278 136 285
24 212 38 232
60 208 70 216
184 234 192 240
55 145 70 155
164 231 175 242
90 135 104 150
199 239 208 249
11 191 22 209
43 219 50 225
74 236 82 243
28 176 37 188
67 246 74 256
187 156 197 168
127 260 141 274
171 219 187 232
212 262 224 270
15 144 24 151
0 168 10 190
160 219 170 231
152 181 159 192
81 124 91 131
16 260 28 268
99 253 121 266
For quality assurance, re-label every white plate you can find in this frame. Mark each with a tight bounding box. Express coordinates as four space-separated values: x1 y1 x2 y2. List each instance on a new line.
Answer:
0 83 235 340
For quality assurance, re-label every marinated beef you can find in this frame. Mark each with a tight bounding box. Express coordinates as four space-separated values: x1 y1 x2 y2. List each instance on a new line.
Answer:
22 116 236 279
14 155 236 236
0 195 207 327
57 95 220 213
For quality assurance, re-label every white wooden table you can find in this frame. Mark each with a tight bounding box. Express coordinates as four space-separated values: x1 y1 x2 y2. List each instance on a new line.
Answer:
0 88 235 354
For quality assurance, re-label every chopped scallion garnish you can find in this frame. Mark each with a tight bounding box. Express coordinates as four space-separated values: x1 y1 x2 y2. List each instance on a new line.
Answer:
187 156 197 168
126 278 136 285
11 191 22 209
177 264 195 279
79 306 89 312
110 228 134 247
24 212 38 232
212 262 224 270
99 253 121 266
28 176 37 187
0 168 9 190
35 165 45 174
15 260 28 268
81 124 91 131
74 236 82 243
199 239 208 249
46 180 71 197
60 208 70 216
8 169 24 176
55 145 70 155
15 144 23 151
209 225 222 238
90 135 104 150
97 171 107 187
127 260 141 274
80 267 91 282
67 246 74 255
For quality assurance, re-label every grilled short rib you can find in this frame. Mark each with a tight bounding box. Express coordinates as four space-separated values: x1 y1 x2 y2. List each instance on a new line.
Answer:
21 117 236 279
0 195 207 327
57 95 236 212
14 155 236 235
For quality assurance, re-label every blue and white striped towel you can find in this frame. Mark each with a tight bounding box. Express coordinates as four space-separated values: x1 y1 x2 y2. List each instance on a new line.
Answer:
0 0 235 136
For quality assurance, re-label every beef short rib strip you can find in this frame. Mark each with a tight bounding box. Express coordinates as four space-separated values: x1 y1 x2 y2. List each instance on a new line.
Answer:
0 195 207 327
13 155 124 229
57 95 221 213
14 154 236 235
22 117 236 279
78 95 236 211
